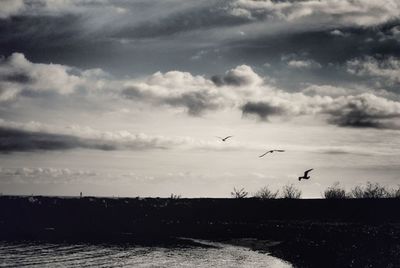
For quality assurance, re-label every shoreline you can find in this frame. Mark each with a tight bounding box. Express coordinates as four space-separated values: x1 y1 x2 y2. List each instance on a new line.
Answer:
220 222 400 267
1 196 399 267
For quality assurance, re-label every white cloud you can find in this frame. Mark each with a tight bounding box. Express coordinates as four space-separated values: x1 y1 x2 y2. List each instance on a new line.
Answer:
122 70 226 115
0 0 126 18
229 0 400 27
330 29 348 37
123 65 267 115
287 59 321 69
2 53 400 130
302 85 351 97
0 167 96 178
0 0 24 18
347 56 400 85
281 53 322 69
0 52 109 103
212 64 264 86
0 167 104 185
301 84 398 100
3 0 399 30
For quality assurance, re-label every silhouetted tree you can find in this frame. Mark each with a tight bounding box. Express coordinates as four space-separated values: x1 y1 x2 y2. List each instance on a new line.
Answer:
282 183 301 199
253 186 279 199
231 187 248 198
324 182 347 199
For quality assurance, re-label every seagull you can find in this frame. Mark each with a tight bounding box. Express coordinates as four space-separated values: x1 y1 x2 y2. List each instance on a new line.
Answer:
259 150 285 157
298 169 313 181
216 136 233 142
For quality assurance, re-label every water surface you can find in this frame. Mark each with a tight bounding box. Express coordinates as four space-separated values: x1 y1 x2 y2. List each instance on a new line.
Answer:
0 240 292 267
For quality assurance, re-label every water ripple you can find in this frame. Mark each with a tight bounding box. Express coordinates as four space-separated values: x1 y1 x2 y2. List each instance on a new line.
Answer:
0 241 292 268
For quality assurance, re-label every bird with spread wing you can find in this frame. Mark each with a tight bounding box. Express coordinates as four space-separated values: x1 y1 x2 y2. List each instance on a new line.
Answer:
298 169 313 181
259 150 285 158
216 136 233 142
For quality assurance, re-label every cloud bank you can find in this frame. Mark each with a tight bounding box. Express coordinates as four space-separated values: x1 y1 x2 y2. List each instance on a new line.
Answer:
3 0 399 30
0 119 186 153
2 0 400 81
1 53 400 130
0 119 252 153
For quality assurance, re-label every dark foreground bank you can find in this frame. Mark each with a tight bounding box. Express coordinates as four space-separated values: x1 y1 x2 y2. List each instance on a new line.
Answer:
1 196 399 267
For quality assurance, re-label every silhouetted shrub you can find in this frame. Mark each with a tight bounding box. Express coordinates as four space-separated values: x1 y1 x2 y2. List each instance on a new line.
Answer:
253 186 279 199
281 183 301 199
350 182 389 198
388 185 400 198
350 186 364 198
324 182 347 199
170 193 181 199
231 187 248 198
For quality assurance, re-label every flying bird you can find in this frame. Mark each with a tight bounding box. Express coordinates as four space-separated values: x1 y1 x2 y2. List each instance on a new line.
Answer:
216 136 233 142
298 169 313 181
259 150 285 157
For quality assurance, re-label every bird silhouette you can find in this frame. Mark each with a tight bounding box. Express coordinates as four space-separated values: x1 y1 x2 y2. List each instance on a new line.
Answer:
298 169 313 181
259 150 285 157
216 136 233 142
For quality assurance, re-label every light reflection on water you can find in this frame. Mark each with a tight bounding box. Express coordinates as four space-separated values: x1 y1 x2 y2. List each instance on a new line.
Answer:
0 240 292 267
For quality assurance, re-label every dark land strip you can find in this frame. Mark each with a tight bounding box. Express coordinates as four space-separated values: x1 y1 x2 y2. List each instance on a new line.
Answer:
1 196 399 267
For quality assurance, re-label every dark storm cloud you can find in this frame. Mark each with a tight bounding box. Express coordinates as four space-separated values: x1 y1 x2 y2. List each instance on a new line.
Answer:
1 0 400 80
114 0 400 40
241 101 286 120
0 127 115 152
326 113 386 128
211 72 252 87
221 24 400 92
0 1 397 53
240 92 400 129
230 26 400 66
0 14 86 50
112 3 250 39
0 123 192 153
0 72 32 83
0 119 248 153
0 12 115 69
321 94 400 129
121 86 152 101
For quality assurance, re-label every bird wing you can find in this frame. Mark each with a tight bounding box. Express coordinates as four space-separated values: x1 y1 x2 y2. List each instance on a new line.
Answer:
224 136 233 140
274 150 285 152
259 151 272 157
304 169 313 175
216 136 223 140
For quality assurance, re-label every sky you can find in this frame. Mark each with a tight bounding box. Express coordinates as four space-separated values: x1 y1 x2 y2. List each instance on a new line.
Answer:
1 0 400 198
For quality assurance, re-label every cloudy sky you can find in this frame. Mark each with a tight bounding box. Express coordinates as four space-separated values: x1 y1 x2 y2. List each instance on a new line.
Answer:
1 0 400 198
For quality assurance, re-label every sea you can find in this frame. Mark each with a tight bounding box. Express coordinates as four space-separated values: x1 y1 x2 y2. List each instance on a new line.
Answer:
0 239 292 267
